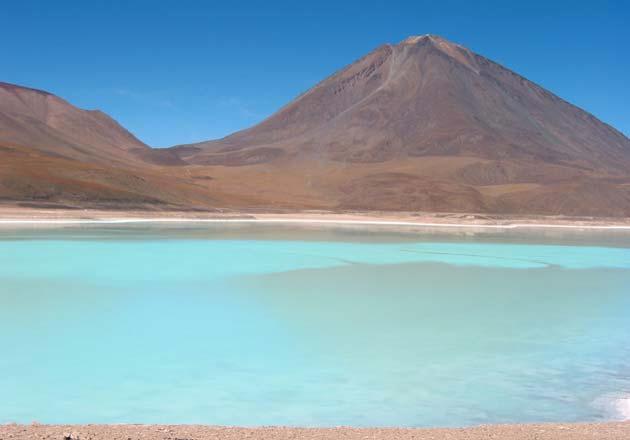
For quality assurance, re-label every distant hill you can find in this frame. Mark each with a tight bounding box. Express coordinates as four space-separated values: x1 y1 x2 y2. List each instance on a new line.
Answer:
0 82 213 209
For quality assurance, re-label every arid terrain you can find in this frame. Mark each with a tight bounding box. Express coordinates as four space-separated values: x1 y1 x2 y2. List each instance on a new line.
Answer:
1 35 629 216
2 422 630 440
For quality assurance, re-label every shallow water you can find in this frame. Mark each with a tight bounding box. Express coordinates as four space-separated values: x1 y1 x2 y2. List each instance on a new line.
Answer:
1 225 630 426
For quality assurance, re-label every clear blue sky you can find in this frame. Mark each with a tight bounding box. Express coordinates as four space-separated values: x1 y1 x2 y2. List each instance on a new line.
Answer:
1 0 628 146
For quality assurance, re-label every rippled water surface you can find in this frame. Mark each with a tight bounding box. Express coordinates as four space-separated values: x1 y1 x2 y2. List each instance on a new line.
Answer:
1 224 629 426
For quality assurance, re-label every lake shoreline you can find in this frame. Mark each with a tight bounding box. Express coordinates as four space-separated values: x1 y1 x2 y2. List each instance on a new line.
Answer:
1 206 630 230
2 422 630 440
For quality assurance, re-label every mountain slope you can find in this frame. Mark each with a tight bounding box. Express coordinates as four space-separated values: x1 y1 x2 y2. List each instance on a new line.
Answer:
175 35 629 172
169 35 630 216
2 35 629 216
0 82 212 209
0 82 183 166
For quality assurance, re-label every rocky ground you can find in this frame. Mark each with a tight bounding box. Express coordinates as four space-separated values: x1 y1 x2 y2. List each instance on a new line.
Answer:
1 423 630 440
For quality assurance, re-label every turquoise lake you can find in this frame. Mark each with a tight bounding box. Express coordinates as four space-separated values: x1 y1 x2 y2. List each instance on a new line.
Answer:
1 224 630 427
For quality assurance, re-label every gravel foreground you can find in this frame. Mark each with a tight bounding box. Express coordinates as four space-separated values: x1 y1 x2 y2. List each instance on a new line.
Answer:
2 423 630 440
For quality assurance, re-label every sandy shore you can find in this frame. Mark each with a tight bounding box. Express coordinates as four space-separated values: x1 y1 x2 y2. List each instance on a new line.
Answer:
2 423 630 440
1 206 630 230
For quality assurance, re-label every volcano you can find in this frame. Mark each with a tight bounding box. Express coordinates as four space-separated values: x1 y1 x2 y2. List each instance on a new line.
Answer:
170 35 630 216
